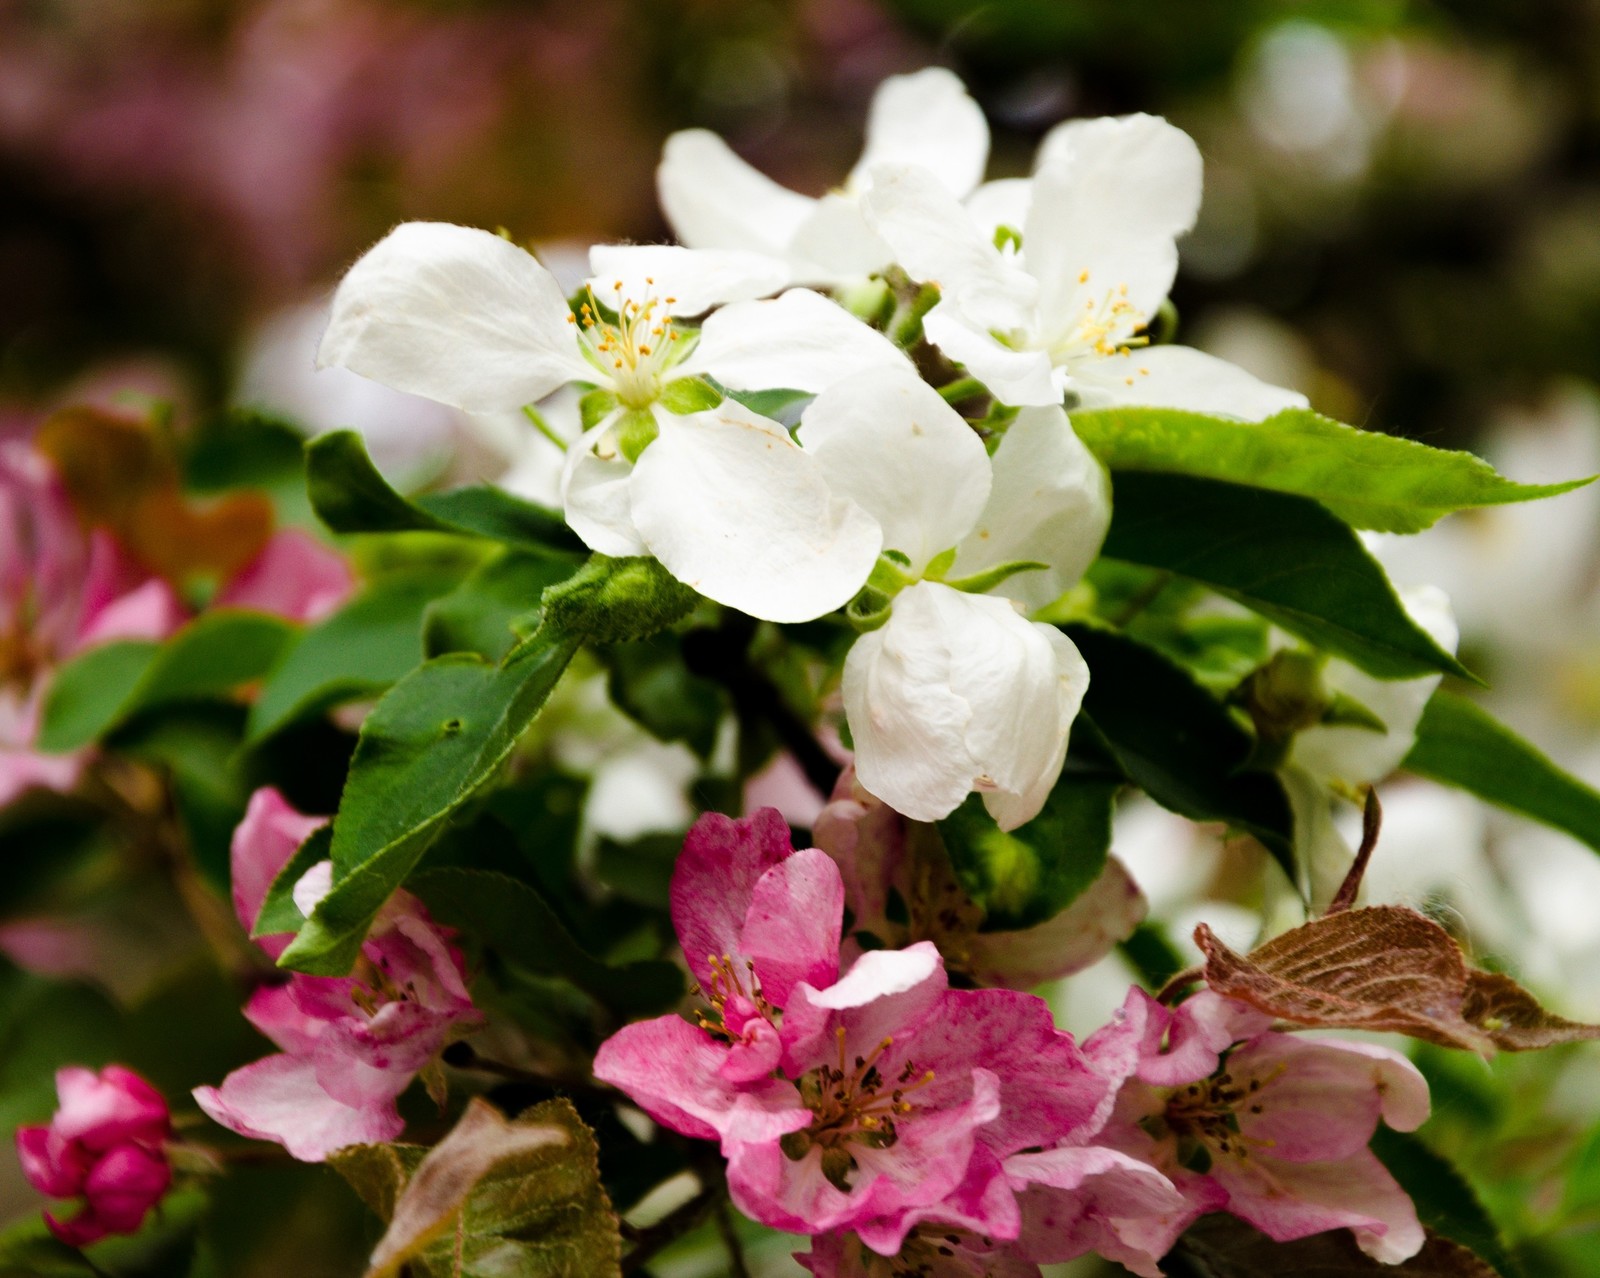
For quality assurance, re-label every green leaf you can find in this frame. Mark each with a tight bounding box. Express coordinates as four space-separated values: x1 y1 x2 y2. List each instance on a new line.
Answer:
424 550 577 660
39 610 296 753
0 1220 100 1277
597 633 726 757
410 868 682 1017
1071 405 1590 533
724 386 813 427
1063 625 1294 865
247 569 458 742
306 430 584 552
331 1097 621 1278
1403 691 1600 856
1372 1128 1521 1278
34 640 157 753
279 633 579 974
253 824 333 938
937 774 1118 930
1101 471 1473 681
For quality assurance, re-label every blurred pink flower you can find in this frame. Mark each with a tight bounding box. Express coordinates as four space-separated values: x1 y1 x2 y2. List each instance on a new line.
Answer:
16 1065 173 1247
214 527 353 624
0 445 181 806
194 788 479 1161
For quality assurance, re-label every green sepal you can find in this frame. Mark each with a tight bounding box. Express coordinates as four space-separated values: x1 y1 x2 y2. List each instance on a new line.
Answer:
578 388 619 431
657 376 722 414
940 558 1049 595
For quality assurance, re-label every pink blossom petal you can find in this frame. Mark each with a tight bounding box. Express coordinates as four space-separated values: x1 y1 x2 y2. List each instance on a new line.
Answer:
720 1018 783 1085
670 809 797 997
231 788 325 941
193 1054 403 1163
242 983 326 1056
1230 1035 1429 1162
73 577 185 649
1212 1146 1425 1264
740 848 844 1008
312 1002 446 1109
81 1144 170 1232
0 749 84 810
1008 1145 1192 1277
592 1015 811 1145
16 1125 89 1197
854 1146 1019 1255
53 1066 170 1149
780 944 946 1078
215 528 354 624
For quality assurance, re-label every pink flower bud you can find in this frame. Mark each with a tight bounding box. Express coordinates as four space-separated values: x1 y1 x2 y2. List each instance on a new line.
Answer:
14 1065 173 1248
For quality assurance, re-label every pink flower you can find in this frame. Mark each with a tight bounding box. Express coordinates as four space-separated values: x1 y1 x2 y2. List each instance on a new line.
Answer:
1082 986 1429 1264
193 788 480 1161
812 767 1145 988
16 1065 173 1247
214 527 353 624
594 810 1106 1251
0 445 181 807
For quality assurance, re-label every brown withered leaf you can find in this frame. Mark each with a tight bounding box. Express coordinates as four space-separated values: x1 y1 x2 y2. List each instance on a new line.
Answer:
37 406 273 583
1166 1215 1500 1277
1195 905 1600 1055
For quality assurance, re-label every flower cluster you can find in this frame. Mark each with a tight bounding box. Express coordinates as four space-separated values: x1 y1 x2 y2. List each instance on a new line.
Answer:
317 68 1304 832
596 810 1428 1276
16 1066 174 1246
193 789 481 1162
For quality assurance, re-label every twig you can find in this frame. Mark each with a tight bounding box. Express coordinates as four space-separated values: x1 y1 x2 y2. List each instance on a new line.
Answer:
1109 571 1173 629
1327 787 1382 915
713 1198 752 1278
621 1178 722 1274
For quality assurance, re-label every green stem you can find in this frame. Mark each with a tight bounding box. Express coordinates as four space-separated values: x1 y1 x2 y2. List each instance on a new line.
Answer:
621 1177 723 1274
1109 571 1173 628
522 403 568 452
714 1199 752 1278
937 376 986 405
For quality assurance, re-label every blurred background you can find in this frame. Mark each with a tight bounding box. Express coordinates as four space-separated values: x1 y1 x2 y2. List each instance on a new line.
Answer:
6 0 1600 1273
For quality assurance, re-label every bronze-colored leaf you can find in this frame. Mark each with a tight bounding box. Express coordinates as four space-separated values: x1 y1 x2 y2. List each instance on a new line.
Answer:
329 1097 622 1278
37 405 274 583
1195 905 1600 1055
1167 1215 1501 1277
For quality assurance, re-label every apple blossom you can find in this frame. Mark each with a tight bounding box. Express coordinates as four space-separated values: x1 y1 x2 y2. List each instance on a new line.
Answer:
861 114 1308 416
193 788 480 1161
658 68 989 288
16 1065 173 1247
793 367 1107 826
214 527 355 624
595 809 1106 1250
320 223 912 621
1083 986 1429 1264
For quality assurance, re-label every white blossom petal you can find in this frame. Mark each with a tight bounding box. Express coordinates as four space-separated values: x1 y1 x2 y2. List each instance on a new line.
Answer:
561 421 646 557
657 129 815 259
318 222 589 414
1026 115 1203 339
964 177 1033 239
1073 344 1308 419
843 582 1087 828
586 244 788 316
860 164 1037 334
687 288 910 393
952 405 1110 609
922 306 1058 407
847 67 990 198
629 400 881 623
787 194 895 283
798 367 990 574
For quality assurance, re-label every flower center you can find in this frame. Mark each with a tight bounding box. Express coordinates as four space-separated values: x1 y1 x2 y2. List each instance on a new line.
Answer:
693 952 774 1041
1154 1062 1280 1170
569 279 687 410
1045 272 1153 383
782 1029 936 1190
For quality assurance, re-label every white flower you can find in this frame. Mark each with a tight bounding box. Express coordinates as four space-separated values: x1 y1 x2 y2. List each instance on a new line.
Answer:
862 113 1309 417
657 68 989 287
319 221 909 622
794 366 1109 827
